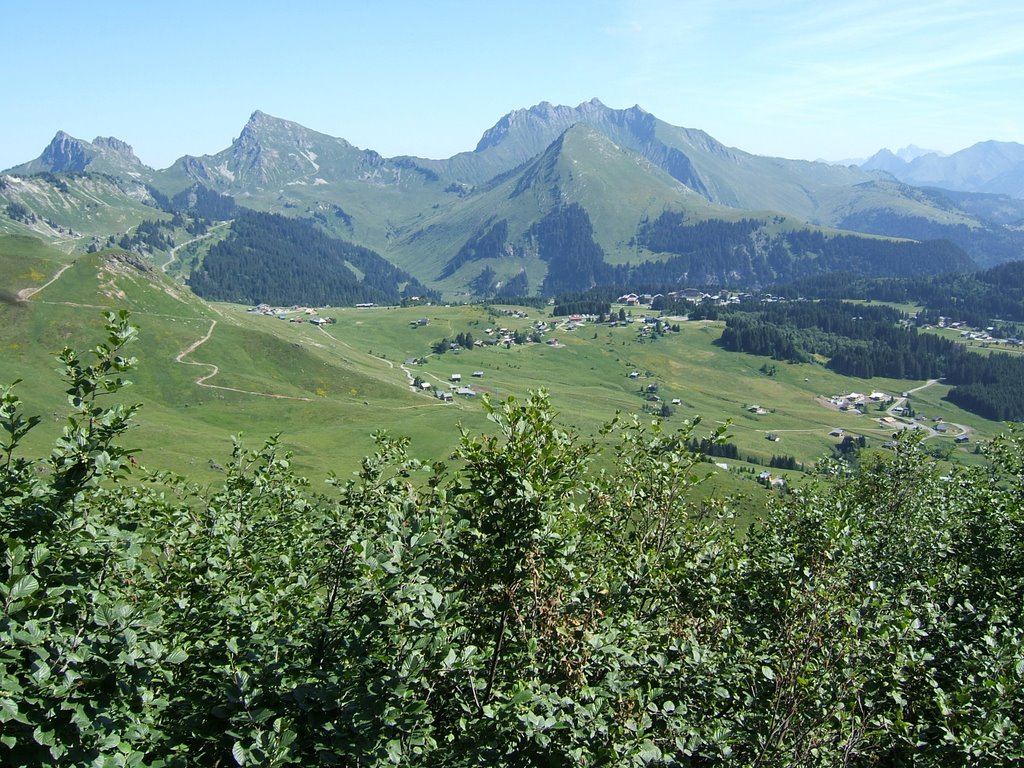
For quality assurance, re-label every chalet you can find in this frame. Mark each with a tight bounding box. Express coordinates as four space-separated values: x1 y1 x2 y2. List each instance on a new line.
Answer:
935 423 949 433
455 387 476 397
671 398 681 405
829 429 844 437
766 433 780 442
472 371 484 378
955 435 969 444
434 390 453 401
420 381 432 390
450 374 462 382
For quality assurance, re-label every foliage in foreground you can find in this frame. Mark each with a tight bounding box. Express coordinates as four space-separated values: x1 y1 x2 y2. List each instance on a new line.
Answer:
1 313 1023 766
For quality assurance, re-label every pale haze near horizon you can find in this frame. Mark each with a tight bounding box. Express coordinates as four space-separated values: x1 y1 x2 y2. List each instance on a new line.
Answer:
2 0 1022 171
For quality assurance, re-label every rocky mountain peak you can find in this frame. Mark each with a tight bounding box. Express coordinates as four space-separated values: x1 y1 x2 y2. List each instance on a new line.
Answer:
93 136 140 163
39 131 91 172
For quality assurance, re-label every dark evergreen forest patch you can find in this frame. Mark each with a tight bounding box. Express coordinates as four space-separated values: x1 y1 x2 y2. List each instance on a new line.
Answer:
439 219 510 279
188 211 432 306
630 211 975 286
779 261 1024 329
532 203 612 294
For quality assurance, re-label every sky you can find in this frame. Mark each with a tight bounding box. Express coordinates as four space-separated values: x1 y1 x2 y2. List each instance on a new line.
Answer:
3 0 1023 170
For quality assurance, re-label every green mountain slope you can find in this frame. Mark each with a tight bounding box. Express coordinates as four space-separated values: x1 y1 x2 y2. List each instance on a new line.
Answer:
389 125 975 295
0 172 168 251
4 101 1021 299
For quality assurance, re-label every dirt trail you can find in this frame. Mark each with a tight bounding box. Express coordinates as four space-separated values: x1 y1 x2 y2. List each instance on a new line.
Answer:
161 222 230 273
175 320 314 401
17 263 74 300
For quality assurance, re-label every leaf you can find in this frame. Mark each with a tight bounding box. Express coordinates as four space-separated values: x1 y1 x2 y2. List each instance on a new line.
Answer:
231 741 247 766
638 740 663 763
32 726 55 747
165 649 188 664
0 698 25 724
6 574 39 602
761 665 776 681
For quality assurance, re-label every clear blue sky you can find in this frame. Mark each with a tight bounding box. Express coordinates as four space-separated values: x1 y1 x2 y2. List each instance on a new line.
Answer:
3 0 1023 170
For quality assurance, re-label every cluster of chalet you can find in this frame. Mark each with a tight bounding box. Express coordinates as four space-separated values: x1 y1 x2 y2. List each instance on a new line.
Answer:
415 371 487 403
248 304 336 324
940 320 1023 347
828 391 893 411
617 289 752 306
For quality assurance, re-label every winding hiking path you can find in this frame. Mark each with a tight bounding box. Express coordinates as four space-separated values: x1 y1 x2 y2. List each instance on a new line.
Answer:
17 263 74 300
175 319 314 401
161 222 230 273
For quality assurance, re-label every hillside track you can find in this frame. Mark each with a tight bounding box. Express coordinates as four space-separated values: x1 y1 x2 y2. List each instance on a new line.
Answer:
175 319 314 401
17 263 74 300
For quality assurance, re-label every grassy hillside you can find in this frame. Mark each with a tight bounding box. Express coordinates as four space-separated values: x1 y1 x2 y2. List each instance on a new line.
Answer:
1 236 1005 508
0 173 167 251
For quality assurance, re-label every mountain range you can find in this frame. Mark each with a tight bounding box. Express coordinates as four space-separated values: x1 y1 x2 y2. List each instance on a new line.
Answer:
3 99 1023 300
861 141 1024 198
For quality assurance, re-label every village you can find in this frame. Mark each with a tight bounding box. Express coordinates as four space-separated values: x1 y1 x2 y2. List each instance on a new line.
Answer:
244 295 979 460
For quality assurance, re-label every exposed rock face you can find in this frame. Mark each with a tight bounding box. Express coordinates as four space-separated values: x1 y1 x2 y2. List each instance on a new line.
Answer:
39 131 91 172
93 136 140 162
19 132 143 174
